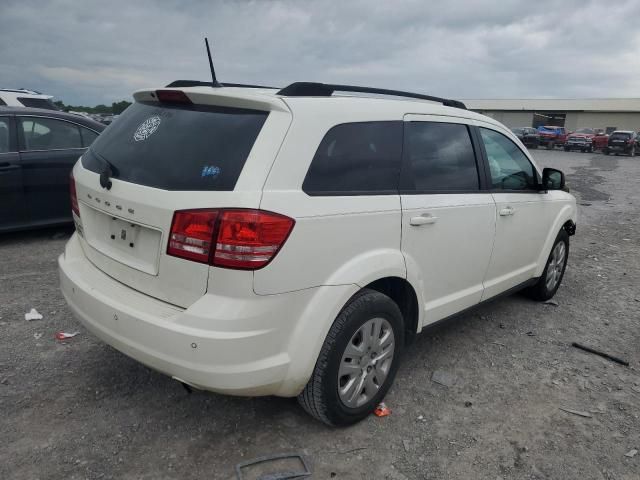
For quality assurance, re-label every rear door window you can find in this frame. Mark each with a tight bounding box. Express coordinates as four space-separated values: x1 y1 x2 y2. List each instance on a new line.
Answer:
302 121 402 195
401 121 480 192
18 117 83 150
82 102 268 191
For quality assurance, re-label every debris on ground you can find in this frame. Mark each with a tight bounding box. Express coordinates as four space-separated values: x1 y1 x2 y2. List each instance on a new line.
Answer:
625 449 638 458
543 300 559 307
402 439 411 452
431 370 457 387
492 341 505 347
525 331 536 336
572 342 630 366
559 407 592 418
24 308 43 321
234 452 311 480
33 333 42 340
55 331 80 341
374 402 391 417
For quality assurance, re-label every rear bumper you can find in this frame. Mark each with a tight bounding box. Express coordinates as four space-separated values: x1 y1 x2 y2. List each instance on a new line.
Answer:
59 233 353 397
607 144 632 153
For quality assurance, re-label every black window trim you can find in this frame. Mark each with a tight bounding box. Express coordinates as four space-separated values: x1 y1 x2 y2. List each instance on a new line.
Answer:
16 114 93 152
398 120 487 195
475 125 543 194
302 120 404 197
0 115 18 154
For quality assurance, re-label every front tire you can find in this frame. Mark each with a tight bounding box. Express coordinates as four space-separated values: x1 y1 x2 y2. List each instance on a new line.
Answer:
525 229 569 301
298 289 404 426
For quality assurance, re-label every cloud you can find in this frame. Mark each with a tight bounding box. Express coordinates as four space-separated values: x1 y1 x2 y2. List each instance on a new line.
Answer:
1 0 639 105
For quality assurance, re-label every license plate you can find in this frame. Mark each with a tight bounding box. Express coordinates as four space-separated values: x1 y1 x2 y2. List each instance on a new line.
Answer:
81 207 162 275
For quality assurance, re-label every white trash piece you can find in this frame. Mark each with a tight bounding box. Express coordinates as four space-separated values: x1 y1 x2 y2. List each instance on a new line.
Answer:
25 308 43 321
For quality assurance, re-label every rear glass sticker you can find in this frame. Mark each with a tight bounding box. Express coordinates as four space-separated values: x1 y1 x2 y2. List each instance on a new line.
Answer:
133 116 161 142
201 165 221 178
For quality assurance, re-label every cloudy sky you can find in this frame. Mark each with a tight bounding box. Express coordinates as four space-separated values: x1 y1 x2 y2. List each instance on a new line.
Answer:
1 0 639 106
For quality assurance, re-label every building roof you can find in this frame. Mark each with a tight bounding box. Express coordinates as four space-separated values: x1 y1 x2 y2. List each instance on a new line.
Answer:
463 98 640 112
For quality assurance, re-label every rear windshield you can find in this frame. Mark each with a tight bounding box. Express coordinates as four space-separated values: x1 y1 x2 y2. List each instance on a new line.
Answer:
610 132 632 140
17 97 60 110
82 102 268 191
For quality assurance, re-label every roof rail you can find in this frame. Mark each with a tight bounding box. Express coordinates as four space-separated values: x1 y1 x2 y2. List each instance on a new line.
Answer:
165 80 276 89
276 82 467 109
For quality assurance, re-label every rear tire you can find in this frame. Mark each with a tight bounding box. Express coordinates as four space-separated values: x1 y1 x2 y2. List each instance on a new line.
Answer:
604 148 609 155
564 146 570 152
548 142 555 150
525 229 569 301
298 289 404 426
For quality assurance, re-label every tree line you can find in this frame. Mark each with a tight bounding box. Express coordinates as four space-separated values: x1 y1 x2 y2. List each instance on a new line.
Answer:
53 100 132 115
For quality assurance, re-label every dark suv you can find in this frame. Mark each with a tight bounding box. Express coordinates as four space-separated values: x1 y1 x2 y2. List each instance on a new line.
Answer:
511 127 539 149
604 131 637 157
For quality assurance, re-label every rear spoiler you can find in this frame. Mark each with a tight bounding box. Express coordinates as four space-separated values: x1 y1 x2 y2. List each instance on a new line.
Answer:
132 87 290 113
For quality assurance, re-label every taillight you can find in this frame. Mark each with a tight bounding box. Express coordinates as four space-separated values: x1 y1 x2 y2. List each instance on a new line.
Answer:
167 209 295 270
167 210 219 263
213 210 295 269
70 172 79 216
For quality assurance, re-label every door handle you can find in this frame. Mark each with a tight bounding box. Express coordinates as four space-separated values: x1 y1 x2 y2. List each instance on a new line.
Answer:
499 207 515 216
410 214 438 226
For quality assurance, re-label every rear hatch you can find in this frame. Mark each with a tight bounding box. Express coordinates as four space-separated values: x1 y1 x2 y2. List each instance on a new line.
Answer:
609 132 631 145
72 88 291 307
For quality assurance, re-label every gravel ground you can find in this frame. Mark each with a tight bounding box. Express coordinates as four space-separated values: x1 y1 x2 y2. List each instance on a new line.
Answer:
1 149 639 480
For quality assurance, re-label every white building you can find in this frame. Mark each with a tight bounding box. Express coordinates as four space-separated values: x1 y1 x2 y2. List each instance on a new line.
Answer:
464 98 640 133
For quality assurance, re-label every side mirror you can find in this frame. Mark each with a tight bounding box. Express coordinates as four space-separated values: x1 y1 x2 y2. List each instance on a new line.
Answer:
541 167 565 191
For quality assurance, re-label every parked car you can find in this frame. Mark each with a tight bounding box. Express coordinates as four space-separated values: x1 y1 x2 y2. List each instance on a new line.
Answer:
537 125 568 149
564 128 608 152
604 130 637 156
59 82 576 426
0 107 105 232
0 88 60 110
511 127 540 149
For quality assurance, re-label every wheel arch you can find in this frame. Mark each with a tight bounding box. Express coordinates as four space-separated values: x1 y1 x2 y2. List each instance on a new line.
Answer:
364 277 420 345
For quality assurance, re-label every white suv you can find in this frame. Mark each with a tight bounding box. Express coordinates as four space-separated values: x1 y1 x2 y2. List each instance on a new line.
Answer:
0 88 59 110
59 82 576 425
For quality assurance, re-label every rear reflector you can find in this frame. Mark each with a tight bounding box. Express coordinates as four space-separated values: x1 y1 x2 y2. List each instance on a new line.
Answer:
70 172 79 216
167 209 295 269
155 89 193 104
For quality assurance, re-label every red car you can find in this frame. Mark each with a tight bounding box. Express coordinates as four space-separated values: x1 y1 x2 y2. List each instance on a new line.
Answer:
564 128 608 152
537 125 568 149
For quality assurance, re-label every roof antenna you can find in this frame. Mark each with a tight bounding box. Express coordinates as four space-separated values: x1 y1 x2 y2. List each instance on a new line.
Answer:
205 37 221 87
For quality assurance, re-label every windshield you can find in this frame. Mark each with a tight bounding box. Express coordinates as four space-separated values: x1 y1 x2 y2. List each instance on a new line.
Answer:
576 128 594 134
82 101 269 191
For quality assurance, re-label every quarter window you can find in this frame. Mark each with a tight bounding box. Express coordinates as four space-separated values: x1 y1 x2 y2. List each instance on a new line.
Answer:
401 122 479 192
80 127 99 147
19 117 83 150
480 128 537 190
302 121 403 195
